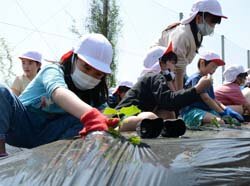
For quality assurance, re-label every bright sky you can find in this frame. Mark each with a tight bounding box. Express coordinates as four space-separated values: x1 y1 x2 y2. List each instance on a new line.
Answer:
0 0 249 88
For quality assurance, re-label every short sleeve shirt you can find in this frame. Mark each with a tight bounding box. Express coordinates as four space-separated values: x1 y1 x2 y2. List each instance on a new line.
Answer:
19 64 68 113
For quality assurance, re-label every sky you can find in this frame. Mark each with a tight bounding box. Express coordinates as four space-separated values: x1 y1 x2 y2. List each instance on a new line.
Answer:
0 0 250 88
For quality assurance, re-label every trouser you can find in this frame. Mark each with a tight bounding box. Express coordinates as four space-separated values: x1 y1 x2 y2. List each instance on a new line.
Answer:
0 84 82 148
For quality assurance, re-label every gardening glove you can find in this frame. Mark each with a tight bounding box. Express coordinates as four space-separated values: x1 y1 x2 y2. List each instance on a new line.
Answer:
79 108 119 136
220 107 244 122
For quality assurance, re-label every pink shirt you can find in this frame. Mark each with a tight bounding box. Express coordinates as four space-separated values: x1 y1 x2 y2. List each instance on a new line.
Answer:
215 83 246 105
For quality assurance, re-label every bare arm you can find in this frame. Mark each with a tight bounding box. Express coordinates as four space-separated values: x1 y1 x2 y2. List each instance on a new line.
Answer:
200 93 224 113
174 68 184 91
52 87 92 119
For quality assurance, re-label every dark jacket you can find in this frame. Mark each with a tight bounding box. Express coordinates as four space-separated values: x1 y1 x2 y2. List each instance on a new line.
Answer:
116 72 201 112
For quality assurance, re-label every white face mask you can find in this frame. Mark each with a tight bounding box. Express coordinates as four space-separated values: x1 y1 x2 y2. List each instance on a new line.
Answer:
197 14 214 36
163 69 175 81
71 67 101 90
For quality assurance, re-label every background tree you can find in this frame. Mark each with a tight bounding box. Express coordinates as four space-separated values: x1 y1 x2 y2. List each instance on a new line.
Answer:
70 0 122 87
0 37 15 86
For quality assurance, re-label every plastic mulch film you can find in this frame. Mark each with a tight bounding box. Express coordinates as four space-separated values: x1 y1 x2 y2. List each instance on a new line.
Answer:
1 128 250 185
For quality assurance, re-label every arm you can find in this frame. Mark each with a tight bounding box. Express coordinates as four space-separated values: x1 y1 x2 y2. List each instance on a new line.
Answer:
52 87 92 119
200 93 224 113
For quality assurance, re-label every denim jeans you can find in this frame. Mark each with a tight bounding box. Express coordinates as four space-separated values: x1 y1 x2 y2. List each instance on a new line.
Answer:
0 84 83 148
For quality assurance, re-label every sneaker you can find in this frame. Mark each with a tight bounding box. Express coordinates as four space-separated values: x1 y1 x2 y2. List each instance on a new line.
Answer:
161 119 186 137
136 118 164 138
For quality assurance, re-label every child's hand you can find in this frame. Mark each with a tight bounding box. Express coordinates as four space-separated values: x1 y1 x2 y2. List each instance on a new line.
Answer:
79 108 119 136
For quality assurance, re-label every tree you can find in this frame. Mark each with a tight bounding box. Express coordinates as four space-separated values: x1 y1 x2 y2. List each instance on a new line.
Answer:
0 37 15 86
86 0 122 87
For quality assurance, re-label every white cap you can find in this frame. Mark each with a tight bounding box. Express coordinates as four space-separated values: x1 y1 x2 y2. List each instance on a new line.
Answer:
223 65 250 84
181 0 227 25
199 51 225 66
19 51 42 63
74 33 113 74
112 80 134 94
140 46 166 77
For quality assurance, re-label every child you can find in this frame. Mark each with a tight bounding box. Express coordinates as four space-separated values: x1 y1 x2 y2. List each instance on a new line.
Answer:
181 52 243 129
215 65 250 115
11 51 42 96
108 80 133 108
0 33 119 156
153 0 227 90
115 44 212 138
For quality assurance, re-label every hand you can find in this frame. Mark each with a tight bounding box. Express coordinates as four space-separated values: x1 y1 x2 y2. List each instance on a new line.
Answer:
195 74 212 94
220 107 244 122
79 108 120 136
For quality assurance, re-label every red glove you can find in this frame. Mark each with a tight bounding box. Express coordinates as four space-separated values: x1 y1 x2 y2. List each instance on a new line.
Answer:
79 108 119 136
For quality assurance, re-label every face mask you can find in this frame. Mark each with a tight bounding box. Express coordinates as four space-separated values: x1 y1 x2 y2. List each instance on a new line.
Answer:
197 14 214 36
163 69 175 81
71 67 101 90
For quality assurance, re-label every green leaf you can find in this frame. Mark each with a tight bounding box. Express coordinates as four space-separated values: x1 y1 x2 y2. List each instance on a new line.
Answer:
119 105 141 117
128 136 141 145
211 117 220 128
103 107 118 115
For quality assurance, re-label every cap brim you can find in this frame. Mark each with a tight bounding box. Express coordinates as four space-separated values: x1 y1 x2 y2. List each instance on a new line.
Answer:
77 54 111 74
211 59 225 66
181 11 198 25
19 56 41 63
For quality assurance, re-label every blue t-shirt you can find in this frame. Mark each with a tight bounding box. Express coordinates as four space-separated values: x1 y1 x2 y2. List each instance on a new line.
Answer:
183 72 215 111
19 64 68 113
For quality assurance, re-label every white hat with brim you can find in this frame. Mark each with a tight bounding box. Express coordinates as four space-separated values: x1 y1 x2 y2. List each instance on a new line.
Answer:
19 51 42 63
112 80 134 94
74 33 113 74
223 65 250 84
181 0 227 25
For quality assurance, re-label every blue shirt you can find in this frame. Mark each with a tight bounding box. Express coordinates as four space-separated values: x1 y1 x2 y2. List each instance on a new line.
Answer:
183 72 215 111
19 64 68 113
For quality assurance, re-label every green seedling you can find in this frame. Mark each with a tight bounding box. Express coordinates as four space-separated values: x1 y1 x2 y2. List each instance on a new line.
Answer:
103 105 142 145
222 116 241 127
210 117 220 128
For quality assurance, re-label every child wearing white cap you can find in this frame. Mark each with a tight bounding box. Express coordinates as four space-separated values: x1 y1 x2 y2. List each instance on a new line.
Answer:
153 0 227 91
108 80 134 108
215 65 250 115
181 52 244 129
11 51 42 96
0 33 119 156
115 44 212 138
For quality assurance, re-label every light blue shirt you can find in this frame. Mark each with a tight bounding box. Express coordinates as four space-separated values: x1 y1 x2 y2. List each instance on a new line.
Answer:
19 64 68 113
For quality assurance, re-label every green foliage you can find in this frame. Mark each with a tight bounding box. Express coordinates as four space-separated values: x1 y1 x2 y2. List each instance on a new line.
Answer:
210 117 220 128
0 37 15 86
86 0 122 87
222 116 241 127
103 105 141 117
103 105 142 145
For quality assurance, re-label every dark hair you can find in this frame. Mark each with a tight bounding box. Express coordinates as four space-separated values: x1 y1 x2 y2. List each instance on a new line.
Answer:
197 59 211 68
117 86 131 94
197 12 222 24
190 17 203 50
159 51 178 64
60 52 109 107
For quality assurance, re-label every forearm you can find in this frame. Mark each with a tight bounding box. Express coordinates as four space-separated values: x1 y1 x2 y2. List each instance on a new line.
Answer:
52 87 92 119
201 94 224 113
174 68 184 91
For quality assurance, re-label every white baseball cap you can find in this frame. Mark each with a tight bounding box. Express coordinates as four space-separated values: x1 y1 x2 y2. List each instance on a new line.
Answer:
143 46 166 68
181 0 227 25
112 80 134 94
199 51 225 66
74 33 113 74
19 51 42 63
140 46 166 77
223 65 250 84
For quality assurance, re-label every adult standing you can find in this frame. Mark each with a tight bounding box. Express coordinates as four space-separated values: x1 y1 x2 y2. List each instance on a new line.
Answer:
154 0 227 90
